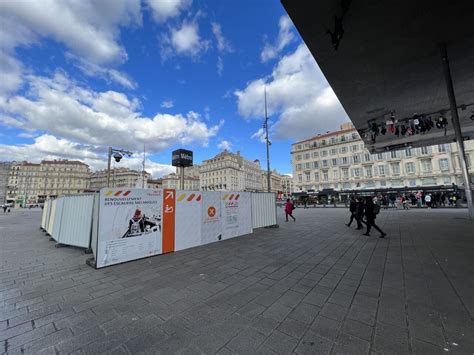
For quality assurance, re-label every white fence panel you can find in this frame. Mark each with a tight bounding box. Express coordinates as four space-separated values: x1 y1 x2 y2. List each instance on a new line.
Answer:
251 193 277 229
58 195 94 248
91 193 100 257
41 199 50 229
51 198 64 241
46 199 57 236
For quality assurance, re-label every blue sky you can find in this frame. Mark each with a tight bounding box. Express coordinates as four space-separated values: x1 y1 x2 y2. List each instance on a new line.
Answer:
0 0 348 177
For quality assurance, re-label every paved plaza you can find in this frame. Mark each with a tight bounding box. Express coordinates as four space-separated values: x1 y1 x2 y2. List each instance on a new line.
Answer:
1 207 473 354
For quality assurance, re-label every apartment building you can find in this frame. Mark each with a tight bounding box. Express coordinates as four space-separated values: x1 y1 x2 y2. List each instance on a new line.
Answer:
200 150 262 191
162 173 200 190
147 178 163 189
89 168 151 190
292 122 474 192
7 160 90 205
0 162 11 204
281 175 294 198
261 170 283 194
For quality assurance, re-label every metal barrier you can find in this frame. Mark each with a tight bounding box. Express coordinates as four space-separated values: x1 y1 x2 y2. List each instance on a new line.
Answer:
40 199 51 230
46 199 58 237
251 192 277 228
57 194 94 248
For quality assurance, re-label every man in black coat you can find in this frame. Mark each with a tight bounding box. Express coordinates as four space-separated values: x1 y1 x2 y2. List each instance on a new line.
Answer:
363 197 386 238
346 196 359 228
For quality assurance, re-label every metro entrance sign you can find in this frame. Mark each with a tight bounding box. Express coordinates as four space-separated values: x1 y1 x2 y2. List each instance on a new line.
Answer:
172 149 193 167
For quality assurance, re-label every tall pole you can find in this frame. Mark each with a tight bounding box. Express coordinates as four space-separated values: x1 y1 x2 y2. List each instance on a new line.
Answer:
106 146 112 188
440 44 473 219
142 144 146 188
179 166 185 190
265 87 271 193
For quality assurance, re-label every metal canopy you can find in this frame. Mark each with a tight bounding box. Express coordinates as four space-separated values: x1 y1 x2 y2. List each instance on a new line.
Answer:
281 0 474 152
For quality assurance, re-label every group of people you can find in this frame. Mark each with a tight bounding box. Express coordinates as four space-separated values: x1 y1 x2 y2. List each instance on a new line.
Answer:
376 191 460 209
346 196 386 238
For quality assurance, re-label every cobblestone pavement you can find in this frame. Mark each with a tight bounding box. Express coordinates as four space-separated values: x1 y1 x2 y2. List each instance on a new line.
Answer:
1 208 473 354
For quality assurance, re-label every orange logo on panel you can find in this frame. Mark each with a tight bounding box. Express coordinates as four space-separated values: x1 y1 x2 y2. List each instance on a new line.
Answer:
208 206 216 217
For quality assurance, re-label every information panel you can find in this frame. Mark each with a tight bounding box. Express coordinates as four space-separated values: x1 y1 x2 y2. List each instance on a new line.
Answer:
201 192 223 245
221 192 253 240
97 188 163 268
174 191 202 251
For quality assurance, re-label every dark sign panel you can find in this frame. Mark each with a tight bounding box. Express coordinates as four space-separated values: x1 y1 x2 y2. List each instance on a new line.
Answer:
172 149 193 167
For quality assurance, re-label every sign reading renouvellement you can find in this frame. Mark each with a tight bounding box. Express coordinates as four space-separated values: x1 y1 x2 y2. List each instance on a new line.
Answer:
172 149 193 167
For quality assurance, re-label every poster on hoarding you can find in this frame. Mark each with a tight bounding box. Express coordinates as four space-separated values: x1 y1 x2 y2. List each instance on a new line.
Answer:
221 192 252 240
174 191 202 251
97 188 163 268
201 192 222 245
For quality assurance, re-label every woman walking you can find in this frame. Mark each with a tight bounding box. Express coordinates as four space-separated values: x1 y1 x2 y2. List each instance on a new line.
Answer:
285 198 296 222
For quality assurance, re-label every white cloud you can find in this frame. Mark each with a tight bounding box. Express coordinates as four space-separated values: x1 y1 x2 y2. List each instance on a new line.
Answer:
261 15 295 63
251 128 266 143
160 21 209 60
0 53 23 95
0 134 174 177
217 140 232 151
211 22 232 76
0 0 142 65
0 71 221 154
146 0 191 23
235 44 348 141
161 100 174 108
67 54 137 89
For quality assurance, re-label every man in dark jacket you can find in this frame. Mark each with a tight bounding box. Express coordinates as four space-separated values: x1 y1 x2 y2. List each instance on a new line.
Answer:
363 197 386 238
346 196 359 228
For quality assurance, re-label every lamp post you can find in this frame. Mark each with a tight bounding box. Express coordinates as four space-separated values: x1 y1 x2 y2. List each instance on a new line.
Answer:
264 87 271 193
107 147 133 188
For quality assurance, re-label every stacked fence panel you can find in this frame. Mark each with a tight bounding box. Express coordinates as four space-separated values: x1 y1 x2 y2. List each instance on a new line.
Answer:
58 195 94 248
251 193 277 228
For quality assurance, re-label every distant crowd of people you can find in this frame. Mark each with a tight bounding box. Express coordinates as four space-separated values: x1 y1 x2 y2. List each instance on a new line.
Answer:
375 191 461 210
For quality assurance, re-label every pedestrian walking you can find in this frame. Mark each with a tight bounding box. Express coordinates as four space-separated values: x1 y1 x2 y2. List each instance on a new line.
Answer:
284 198 296 222
346 197 358 227
2 205 6 213
425 193 432 208
355 197 365 230
363 196 386 238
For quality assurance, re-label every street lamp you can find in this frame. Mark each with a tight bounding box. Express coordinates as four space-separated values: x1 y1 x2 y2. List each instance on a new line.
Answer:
264 86 271 193
107 147 133 188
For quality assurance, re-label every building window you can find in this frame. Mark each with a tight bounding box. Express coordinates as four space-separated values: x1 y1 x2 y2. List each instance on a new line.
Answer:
391 163 400 175
390 151 397 159
314 173 319 181
405 148 412 157
322 150 328 157
378 165 386 175
322 160 328 167
331 137 337 144
351 145 358 152
380 180 386 187
296 164 302 170
298 174 302 183
420 146 429 155
405 162 415 174
353 155 360 164
331 148 337 155
312 152 319 158
332 170 339 179
340 146 347 153
312 161 319 169
439 158 449 171
364 153 371 162
365 166 372 177
377 153 384 160
351 133 358 140
342 168 349 178
351 168 360 177
438 144 447 153
332 159 338 166
323 171 329 181
443 176 452 184
305 162 311 169
305 173 310 182
322 139 327 145
409 179 417 187
342 157 348 165
296 155 302 161
421 159 432 173
304 153 310 160
340 135 346 142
